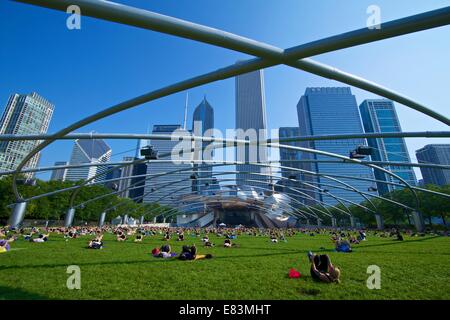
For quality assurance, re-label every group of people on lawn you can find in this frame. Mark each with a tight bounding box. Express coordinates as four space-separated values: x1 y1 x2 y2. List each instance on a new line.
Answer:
2 224 446 284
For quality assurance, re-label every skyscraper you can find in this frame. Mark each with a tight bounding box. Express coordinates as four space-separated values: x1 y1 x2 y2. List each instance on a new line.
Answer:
192 97 214 192
50 161 68 181
359 99 417 194
0 92 54 178
297 87 376 206
65 139 112 183
416 144 450 186
278 127 306 205
235 68 269 189
142 125 193 206
117 156 147 202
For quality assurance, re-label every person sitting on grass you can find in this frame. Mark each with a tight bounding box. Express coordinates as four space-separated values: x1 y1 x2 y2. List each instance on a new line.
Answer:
179 244 212 261
177 231 185 241
394 229 404 241
134 233 144 243
117 231 127 242
357 230 367 241
0 238 14 253
163 231 171 241
308 251 341 284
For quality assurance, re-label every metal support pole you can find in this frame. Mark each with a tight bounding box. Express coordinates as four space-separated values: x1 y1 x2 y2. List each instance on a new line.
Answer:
412 211 425 233
375 214 384 230
64 207 75 228
123 214 128 225
153 216 156 223
8 201 27 228
306 218 310 226
331 217 337 228
98 211 106 227
139 215 144 225
317 218 322 227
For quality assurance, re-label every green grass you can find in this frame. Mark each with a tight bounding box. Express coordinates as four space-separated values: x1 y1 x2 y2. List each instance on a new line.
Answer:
0 232 449 300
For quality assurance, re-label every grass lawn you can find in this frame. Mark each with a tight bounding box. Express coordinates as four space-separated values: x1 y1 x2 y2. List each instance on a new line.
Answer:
0 232 449 300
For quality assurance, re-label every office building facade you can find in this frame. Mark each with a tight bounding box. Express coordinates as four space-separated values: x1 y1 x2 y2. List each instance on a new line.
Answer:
50 161 68 181
142 125 193 206
297 87 376 206
192 97 214 192
235 68 270 188
0 92 54 178
416 144 450 186
65 139 112 183
278 127 307 205
359 99 417 194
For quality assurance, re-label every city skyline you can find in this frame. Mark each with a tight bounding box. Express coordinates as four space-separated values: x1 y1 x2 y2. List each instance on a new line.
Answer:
1 0 449 181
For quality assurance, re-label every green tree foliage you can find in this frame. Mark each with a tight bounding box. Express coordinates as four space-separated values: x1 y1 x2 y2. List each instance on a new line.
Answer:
0 177 160 223
348 185 449 227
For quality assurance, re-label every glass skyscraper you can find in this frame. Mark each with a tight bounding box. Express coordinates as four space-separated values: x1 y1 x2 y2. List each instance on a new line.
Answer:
416 144 450 186
50 161 68 181
192 97 214 192
359 99 417 194
0 92 54 178
278 127 307 205
297 87 376 206
142 125 193 206
235 67 270 188
65 139 112 183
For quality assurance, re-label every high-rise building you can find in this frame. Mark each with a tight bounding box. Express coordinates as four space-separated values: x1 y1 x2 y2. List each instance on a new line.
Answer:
0 92 54 178
65 139 112 183
278 127 306 205
50 161 68 181
359 99 417 194
416 144 450 186
297 87 376 206
142 125 193 206
104 165 122 190
192 97 214 192
235 67 270 189
117 156 147 202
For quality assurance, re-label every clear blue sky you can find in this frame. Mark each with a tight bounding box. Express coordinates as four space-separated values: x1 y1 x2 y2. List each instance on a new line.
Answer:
1 0 449 180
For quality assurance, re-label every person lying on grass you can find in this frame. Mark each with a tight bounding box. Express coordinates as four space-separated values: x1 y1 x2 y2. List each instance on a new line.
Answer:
308 251 341 284
335 238 352 253
31 233 49 243
179 244 212 261
151 244 177 258
223 238 239 248
88 234 104 249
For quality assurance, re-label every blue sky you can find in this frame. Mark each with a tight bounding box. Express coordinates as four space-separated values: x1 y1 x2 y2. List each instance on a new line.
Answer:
1 0 449 180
